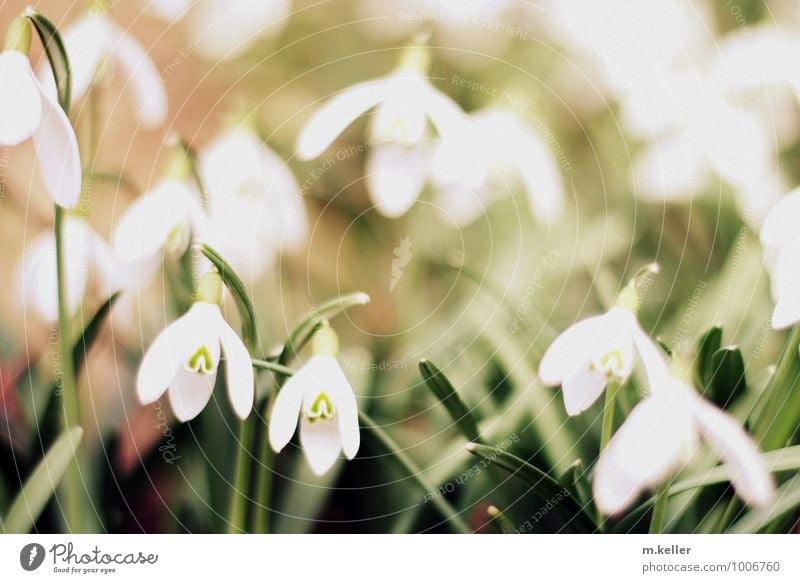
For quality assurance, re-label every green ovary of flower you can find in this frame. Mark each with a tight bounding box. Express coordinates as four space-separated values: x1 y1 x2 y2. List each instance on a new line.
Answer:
165 224 189 254
185 345 215 375
305 392 335 424
592 348 625 382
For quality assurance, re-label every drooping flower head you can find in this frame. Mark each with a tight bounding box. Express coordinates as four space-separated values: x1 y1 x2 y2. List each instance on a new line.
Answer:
136 271 254 421
539 264 666 415
0 13 80 208
269 322 360 476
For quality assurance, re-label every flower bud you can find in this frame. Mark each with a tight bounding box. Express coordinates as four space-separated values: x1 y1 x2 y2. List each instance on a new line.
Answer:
312 321 339 357
197 271 223 305
4 14 31 54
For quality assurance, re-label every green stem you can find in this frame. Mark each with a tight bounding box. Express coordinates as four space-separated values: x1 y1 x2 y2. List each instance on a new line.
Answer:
360 411 471 534
252 391 275 534
54 206 84 533
227 416 254 533
712 497 738 534
599 382 618 452
754 325 800 443
251 359 295 377
649 481 669 534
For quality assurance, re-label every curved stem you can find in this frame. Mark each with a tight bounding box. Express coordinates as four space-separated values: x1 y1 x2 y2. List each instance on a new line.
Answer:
55 206 84 533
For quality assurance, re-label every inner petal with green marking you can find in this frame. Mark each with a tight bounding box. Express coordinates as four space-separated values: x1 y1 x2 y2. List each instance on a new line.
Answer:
591 348 626 382
185 345 216 375
304 391 335 424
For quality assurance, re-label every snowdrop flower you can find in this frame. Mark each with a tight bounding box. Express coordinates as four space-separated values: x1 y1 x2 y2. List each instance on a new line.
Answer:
297 41 484 219
269 322 360 476
431 106 565 226
760 187 800 329
593 372 774 515
539 266 666 416
183 0 290 61
38 2 167 128
112 145 207 269
198 123 307 279
137 271 254 421
15 216 125 322
0 15 80 208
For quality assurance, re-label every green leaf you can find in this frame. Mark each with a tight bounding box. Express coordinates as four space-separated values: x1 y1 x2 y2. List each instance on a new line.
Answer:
73 293 119 373
708 346 747 408
695 325 723 390
27 9 71 111
418 359 481 441
465 442 595 531
561 459 592 508
729 474 800 533
279 292 370 365
487 505 516 534
200 244 257 349
2 426 83 533
360 412 471 534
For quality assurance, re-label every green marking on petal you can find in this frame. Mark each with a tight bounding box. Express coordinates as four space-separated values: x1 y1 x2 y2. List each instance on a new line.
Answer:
165 224 189 254
592 348 626 382
186 345 216 375
305 392 335 423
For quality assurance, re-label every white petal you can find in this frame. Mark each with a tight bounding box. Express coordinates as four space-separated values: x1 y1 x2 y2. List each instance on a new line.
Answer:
0 51 42 145
631 325 670 392
593 386 696 515
694 398 775 506
31 77 81 208
760 187 800 252
146 0 192 21
561 368 607 416
112 179 196 263
365 143 429 218
633 133 708 202
539 314 605 385
369 94 428 145
296 78 393 159
111 25 168 128
188 0 290 61
137 302 218 405
268 360 312 452
316 355 360 459
432 177 491 227
216 309 255 420
300 417 342 476
167 366 217 422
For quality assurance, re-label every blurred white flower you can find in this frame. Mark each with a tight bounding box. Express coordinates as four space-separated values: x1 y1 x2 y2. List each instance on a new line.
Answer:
112 177 207 268
153 0 290 61
269 324 360 476
38 7 168 128
0 16 81 208
594 374 774 515
198 124 307 279
137 273 254 421
15 216 133 322
760 187 800 329
356 0 520 71
297 43 485 219
539 279 666 416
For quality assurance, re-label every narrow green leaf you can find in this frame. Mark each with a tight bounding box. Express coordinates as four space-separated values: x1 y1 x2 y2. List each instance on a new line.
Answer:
729 474 800 533
360 412 471 534
465 442 594 531
695 325 723 390
251 359 295 377
279 292 370 364
562 459 592 508
419 359 480 441
73 293 119 373
27 9 71 111
487 505 516 534
708 346 747 408
2 426 83 533
200 244 257 349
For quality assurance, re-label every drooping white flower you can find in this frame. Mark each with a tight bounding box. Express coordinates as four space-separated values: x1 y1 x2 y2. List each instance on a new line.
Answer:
539 270 666 416
198 124 307 279
296 42 484 219
269 323 360 476
0 16 81 208
143 0 192 22
185 0 290 61
760 187 800 329
38 6 168 128
593 374 774 515
137 272 254 421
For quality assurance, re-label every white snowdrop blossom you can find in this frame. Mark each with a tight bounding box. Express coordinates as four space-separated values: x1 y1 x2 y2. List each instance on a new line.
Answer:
296 43 485 219
0 16 81 208
15 216 131 322
151 0 290 61
38 5 168 128
136 272 254 422
269 323 360 476
760 187 800 329
198 124 307 279
539 273 666 416
593 373 774 515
